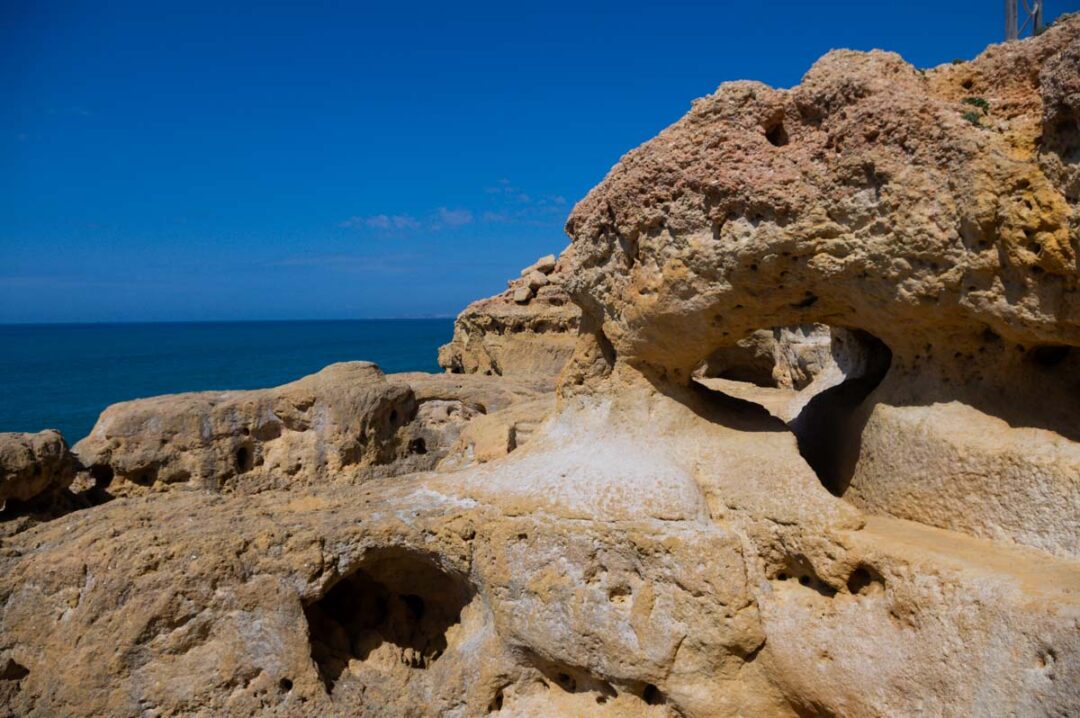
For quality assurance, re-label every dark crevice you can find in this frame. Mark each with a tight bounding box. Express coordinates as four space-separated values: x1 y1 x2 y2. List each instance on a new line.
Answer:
846 564 885 595
0 658 28 705
234 446 252 474
0 659 28 682
89 463 115 489
691 326 892 496
641 682 665 705
303 548 472 694
766 121 790 147
774 555 838 597
1029 345 1071 368
789 331 892 495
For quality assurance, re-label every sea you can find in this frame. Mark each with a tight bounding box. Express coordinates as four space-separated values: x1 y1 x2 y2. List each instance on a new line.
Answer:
0 319 454 444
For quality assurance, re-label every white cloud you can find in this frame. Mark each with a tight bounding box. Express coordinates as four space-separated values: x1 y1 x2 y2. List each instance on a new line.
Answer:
436 207 473 226
339 214 421 231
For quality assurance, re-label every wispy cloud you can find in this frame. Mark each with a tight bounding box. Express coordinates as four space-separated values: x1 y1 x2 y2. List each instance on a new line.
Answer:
339 214 421 231
436 207 473 227
340 182 567 236
265 253 427 273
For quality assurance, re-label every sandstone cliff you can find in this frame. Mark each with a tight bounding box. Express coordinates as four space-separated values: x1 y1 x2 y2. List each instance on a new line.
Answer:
0 19 1078 718
438 255 581 379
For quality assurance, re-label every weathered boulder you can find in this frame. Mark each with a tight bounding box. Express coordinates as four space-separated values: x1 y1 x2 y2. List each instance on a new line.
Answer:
73 363 550 496
0 430 78 504
438 256 581 379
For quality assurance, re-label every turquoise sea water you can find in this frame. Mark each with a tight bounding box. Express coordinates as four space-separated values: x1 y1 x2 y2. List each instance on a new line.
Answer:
0 319 453 443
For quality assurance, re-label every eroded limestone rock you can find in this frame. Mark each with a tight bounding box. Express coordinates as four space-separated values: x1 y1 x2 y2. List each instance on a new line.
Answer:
73 363 550 496
1 19 1079 718
562 18 1080 556
438 256 581 379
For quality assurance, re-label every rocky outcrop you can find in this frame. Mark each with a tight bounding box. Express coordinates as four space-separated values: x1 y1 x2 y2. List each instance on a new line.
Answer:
1 19 1079 718
0 430 78 505
438 255 581 379
1 380 1077 717
563 18 1080 557
74 363 550 496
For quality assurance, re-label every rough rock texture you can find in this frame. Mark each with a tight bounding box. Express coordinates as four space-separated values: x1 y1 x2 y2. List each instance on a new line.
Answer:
2 21 1080 718
1 378 1077 717
563 18 1080 556
438 255 581 379
74 363 550 496
0 430 78 504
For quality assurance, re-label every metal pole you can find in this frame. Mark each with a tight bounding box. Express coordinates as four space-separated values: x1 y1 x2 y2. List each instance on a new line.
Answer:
1035 1 1044 33
1006 0 1018 40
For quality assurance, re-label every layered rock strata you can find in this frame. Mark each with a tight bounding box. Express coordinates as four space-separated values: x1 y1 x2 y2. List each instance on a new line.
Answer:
438 255 581 379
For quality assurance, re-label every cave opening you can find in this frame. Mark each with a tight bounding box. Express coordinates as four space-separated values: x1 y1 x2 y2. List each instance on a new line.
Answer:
694 324 892 496
234 446 252 474
303 547 473 693
765 120 789 147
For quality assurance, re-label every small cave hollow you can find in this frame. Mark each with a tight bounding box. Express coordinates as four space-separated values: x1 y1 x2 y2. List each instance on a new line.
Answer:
89 464 115 490
773 555 838 598
846 564 885 596
303 547 473 693
765 119 790 147
693 325 892 496
0 658 28 704
1029 344 1071 369
234 445 253 474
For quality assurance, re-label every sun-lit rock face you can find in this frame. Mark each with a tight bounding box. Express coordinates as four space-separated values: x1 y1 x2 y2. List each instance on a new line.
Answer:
438 255 581 380
0 430 77 504
72 363 551 495
564 26 1078 377
1 20 1079 718
562 17 1080 557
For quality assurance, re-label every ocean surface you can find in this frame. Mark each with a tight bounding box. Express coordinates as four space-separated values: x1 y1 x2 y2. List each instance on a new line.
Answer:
0 319 454 443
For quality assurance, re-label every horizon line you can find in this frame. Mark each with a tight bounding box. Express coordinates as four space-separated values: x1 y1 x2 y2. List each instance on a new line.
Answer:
0 316 458 327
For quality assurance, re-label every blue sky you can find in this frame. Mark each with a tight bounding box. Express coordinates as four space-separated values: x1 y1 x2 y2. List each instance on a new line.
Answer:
2 0 1074 322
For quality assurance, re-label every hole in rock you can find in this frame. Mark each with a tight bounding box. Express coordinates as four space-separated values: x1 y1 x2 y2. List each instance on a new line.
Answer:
694 325 892 494
642 683 664 705
773 555 838 597
408 438 427 455
89 464 115 489
234 446 252 474
0 659 28 682
846 565 885 595
278 677 293 692
765 121 789 147
303 547 472 693
0 658 28 705
1029 345 1071 368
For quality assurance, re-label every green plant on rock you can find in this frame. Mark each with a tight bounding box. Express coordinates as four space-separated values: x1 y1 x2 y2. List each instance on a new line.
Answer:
962 96 990 113
962 110 983 127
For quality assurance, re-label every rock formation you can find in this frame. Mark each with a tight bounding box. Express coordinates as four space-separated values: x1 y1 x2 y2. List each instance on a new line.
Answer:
438 255 581 379
73 363 551 496
0 430 77 505
562 16 1080 557
1 18 1079 718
